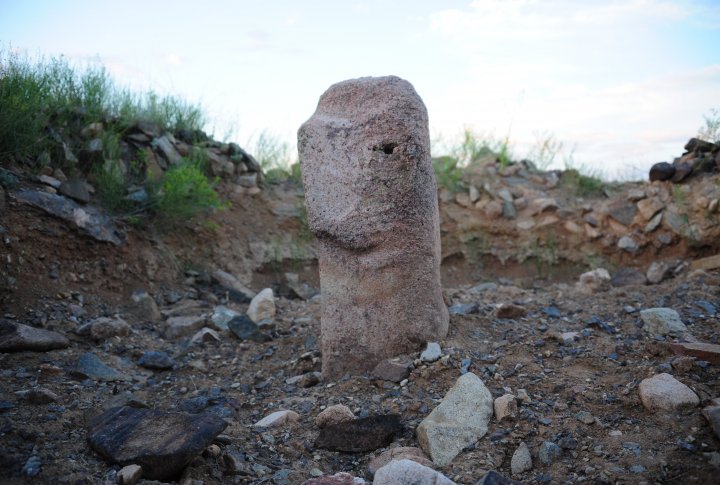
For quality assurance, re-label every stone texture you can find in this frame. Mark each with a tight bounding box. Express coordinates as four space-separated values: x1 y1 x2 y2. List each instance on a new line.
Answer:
86 406 227 480
637 197 664 221
640 308 687 335
127 290 162 323
577 268 611 294
702 402 720 440
298 76 448 378
668 342 720 364
538 441 562 465
165 315 207 339
373 459 456 485
638 373 699 411
190 327 221 344
367 447 434 477
58 178 90 203
211 270 256 302
315 404 356 429
138 351 175 370
416 372 494 466
117 464 143 485
420 342 442 363
611 268 647 287
247 288 276 323
494 394 517 421
253 410 300 429
314 414 402 452
89 316 130 340
285 272 317 300
0 319 69 352
71 352 127 382
495 303 527 319
608 200 637 226
646 261 674 284
227 315 269 342
372 359 413 382
649 162 675 181
474 471 524 485
303 472 366 485
510 442 532 475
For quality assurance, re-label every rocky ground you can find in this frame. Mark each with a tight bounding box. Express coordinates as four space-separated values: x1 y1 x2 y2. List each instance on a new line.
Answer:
1 136 720 484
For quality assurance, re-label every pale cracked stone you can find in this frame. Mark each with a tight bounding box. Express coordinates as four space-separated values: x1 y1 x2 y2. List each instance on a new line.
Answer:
298 75 448 378
494 394 517 421
247 288 276 323
510 442 533 475
315 404 355 429
639 373 699 412
367 447 434 477
640 308 687 335
577 268 611 294
416 372 493 466
253 410 300 429
373 459 456 485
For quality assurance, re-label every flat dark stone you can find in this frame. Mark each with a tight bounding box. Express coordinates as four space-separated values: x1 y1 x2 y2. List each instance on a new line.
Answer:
671 162 693 183
0 319 69 352
649 162 675 182
607 200 637 226
87 406 227 480
58 178 90 203
475 470 525 485
71 352 127 381
684 137 716 153
138 351 175 370
14 189 125 245
227 315 269 342
314 414 402 452
371 359 412 383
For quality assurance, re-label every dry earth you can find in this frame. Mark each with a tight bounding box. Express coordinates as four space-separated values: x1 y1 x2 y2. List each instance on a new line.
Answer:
1 166 719 485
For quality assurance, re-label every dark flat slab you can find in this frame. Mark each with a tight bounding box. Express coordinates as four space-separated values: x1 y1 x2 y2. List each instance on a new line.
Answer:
314 414 402 452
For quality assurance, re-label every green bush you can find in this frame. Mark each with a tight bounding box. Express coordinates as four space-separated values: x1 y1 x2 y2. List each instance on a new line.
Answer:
150 158 225 226
432 156 464 192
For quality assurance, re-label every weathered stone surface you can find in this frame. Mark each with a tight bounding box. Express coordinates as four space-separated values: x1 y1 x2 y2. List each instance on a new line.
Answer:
298 76 448 378
691 254 720 271
495 303 527 319
71 352 127 381
138 351 175 370
126 290 162 323
669 342 720 364
86 406 227 480
14 189 125 245
285 272 318 300
538 441 562 465
637 197 664 221
0 319 69 352
417 373 493 466
640 308 687 335
227 315 269 342
617 235 639 252
373 459 456 485
474 471 524 485
367 447 434 477
649 162 675 181
211 269 256 302
611 268 647 287
510 442 532 475
89 316 130 340
420 342 442 362
646 261 674 284
577 268 611 294
117 464 142 485
247 288 275 323
316 404 356 429
638 373 699 411
494 394 517 421
303 472 366 485
703 403 720 440
448 302 479 315
372 358 412 382
58 178 90 203
315 414 402 452
254 410 300 429
165 315 206 339
190 327 221 344
608 200 637 226
152 135 182 166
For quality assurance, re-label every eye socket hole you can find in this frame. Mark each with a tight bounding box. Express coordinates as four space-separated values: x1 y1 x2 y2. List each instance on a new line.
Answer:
382 143 397 155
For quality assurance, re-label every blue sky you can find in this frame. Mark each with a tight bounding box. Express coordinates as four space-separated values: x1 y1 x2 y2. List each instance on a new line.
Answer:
2 0 719 179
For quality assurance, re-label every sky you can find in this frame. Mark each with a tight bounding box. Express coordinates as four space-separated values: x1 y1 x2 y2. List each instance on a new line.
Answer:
2 0 719 180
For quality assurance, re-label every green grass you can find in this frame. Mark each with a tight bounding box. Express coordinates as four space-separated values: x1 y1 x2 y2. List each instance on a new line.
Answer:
561 163 607 197
249 130 301 184
0 47 206 167
432 156 465 192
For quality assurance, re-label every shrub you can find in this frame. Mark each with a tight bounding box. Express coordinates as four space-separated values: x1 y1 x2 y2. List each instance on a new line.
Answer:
432 156 464 192
698 107 720 143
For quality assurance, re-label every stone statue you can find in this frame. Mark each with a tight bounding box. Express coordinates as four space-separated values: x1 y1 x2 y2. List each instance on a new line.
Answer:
298 76 448 378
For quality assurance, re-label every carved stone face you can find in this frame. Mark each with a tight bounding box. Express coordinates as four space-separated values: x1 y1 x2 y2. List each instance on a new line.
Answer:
298 76 434 250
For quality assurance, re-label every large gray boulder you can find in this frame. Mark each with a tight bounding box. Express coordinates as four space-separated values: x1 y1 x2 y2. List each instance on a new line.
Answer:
298 76 448 378
416 372 494 466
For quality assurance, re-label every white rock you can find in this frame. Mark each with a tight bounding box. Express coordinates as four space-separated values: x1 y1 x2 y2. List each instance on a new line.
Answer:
117 464 142 485
510 442 532 475
640 308 687 335
420 342 442 363
373 459 456 485
469 185 480 203
210 305 240 330
638 373 699 412
253 410 300 429
577 268 611 294
416 373 494 466
247 288 276 323
190 327 221 344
